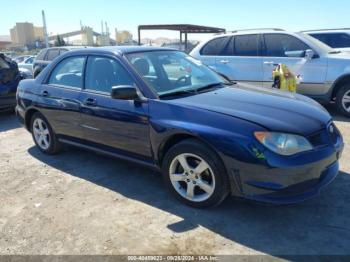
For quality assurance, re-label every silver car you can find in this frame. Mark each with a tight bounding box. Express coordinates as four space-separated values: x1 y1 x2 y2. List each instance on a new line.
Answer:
190 28 350 117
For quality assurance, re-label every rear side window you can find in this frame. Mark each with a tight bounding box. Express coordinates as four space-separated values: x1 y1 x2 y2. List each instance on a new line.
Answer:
36 49 47 60
264 34 310 57
46 49 60 61
85 56 135 93
200 36 232 56
48 56 85 88
310 33 350 48
233 34 259 56
0 57 10 69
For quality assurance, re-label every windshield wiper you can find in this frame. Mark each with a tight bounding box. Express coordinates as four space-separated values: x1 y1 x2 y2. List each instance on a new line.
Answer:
329 50 342 54
195 82 226 93
159 89 196 98
159 82 231 99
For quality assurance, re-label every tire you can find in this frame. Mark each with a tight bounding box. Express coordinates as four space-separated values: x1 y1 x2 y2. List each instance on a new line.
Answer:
162 139 230 208
30 112 62 154
335 84 350 117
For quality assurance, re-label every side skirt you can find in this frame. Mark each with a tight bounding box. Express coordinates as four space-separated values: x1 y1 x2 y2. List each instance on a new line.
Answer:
59 138 160 172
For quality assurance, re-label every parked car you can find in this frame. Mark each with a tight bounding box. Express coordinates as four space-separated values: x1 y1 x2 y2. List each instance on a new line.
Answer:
190 28 350 117
17 55 35 73
16 46 343 207
0 53 21 110
13 55 32 64
33 46 85 78
303 29 350 52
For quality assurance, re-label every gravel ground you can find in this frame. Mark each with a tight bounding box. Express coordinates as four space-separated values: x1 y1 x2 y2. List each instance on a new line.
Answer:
0 104 349 256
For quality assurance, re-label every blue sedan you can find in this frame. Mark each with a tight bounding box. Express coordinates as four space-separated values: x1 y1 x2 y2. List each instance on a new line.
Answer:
16 46 344 207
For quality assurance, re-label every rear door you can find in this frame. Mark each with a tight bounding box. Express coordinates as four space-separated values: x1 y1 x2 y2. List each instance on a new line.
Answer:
39 55 86 139
262 33 327 94
79 55 152 161
215 34 263 87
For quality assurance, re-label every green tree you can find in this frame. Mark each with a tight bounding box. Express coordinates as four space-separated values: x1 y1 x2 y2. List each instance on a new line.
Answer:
54 35 65 47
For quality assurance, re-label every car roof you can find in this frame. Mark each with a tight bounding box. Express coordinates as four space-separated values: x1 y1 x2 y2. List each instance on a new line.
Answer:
66 46 176 56
302 29 350 34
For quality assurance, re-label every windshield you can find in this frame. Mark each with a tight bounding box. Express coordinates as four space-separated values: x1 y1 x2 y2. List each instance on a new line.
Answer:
126 51 227 98
297 32 335 53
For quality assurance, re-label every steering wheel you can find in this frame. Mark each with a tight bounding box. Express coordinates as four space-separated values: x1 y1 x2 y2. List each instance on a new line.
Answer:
175 75 190 87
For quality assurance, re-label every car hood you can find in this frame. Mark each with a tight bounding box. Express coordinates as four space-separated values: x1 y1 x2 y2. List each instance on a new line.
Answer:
170 84 331 135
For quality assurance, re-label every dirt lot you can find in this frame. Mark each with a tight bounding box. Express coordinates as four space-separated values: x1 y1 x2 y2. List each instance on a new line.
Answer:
0 105 350 256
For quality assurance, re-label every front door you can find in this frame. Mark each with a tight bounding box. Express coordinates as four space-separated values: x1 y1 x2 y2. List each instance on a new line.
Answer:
262 33 327 95
79 55 152 161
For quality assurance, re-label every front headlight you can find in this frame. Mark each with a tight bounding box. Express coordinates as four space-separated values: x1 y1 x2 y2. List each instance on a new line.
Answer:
254 132 313 156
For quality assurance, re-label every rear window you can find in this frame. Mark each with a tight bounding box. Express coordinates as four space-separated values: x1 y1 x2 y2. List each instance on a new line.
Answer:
200 36 232 56
310 33 350 48
0 57 10 69
46 49 60 61
36 49 47 60
60 49 68 55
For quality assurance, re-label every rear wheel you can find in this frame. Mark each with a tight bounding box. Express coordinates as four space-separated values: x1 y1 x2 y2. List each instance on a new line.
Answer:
162 139 229 208
336 84 350 117
30 112 61 154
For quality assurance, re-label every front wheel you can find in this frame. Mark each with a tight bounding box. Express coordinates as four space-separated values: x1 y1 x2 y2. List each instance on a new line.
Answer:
336 85 350 117
30 112 62 154
162 139 229 208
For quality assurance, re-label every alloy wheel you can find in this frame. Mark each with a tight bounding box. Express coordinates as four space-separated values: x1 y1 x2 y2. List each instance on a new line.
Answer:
33 118 51 150
342 90 350 113
169 153 215 202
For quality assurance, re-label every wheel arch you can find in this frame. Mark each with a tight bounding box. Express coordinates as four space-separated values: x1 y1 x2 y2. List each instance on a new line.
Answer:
24 108 40 131
331 74 350 99
157 132 223 168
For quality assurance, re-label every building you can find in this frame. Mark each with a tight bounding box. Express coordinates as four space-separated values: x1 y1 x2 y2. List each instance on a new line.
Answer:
0 35 11 50
34 26 44 41
81 26 94 46
115 30 133 44
10 22 44 48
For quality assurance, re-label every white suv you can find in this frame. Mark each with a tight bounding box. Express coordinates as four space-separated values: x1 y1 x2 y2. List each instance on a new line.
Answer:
190 29 350 117
303 28 350 53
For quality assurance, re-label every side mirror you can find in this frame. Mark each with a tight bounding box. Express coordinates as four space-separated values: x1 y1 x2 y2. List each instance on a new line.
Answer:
111 85 140 100
305 49 315 60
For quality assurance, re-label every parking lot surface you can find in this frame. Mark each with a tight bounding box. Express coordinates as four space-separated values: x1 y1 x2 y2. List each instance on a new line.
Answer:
0 105 350 256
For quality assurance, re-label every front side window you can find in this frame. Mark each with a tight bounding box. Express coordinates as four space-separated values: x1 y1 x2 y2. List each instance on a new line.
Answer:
234 34 259 56
85 56 135 93
200 36 232 56
26 57 34 64
264 34 310 57
310 33 350 48
48 56 85 88
126 51 227 97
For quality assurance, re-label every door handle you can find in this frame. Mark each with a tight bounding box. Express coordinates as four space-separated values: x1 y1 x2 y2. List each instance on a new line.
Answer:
263 61 274 65
83 98 97 107
42 90 49 97
219 60 230 64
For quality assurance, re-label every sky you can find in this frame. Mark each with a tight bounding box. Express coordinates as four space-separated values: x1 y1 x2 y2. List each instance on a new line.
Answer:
1 0 350 40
